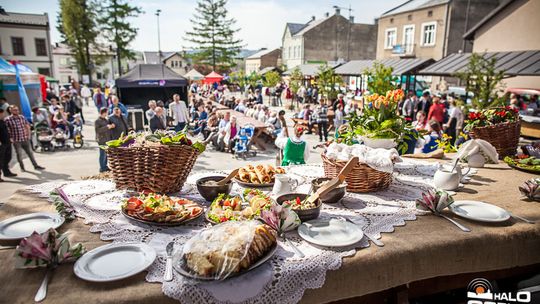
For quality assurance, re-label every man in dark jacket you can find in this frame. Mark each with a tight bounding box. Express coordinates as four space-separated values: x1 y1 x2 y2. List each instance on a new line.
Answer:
415 91 432 120
149 107 167 132
0 108 17 181
108 106 129 140
95 107 114 172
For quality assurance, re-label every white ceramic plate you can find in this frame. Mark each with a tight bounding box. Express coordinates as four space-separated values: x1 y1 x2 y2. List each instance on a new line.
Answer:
83 191 126 211
298 218 364 247
61 180 116 197
74 242 156 282
449 200 511 223
0 212 65 240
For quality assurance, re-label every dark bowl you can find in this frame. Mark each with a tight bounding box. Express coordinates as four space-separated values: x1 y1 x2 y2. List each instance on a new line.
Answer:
311 178 347 204
196 176 233 202
276 193 321 222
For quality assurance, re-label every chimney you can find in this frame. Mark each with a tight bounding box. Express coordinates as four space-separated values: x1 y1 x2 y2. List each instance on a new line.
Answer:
325 12 329 17
311 15 315 21
349 16 354 23
335 7 340 15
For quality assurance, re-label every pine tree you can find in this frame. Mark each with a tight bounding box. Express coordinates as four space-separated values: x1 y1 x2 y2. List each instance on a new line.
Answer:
98 0 142 76
57 0 100 84
185 0 243 72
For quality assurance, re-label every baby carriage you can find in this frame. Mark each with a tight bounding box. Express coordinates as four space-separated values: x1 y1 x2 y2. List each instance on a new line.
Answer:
233 124 257 160
33 124 55 152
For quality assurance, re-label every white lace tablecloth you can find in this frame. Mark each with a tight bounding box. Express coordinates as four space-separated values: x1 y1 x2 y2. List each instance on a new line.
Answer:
25 160 439 304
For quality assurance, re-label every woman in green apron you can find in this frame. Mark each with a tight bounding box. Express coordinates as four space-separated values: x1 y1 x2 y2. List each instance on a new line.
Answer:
275 124 310 166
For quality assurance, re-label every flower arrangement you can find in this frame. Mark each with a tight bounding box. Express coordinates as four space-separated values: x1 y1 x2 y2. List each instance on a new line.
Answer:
343 89 416 153
15 228 85 269
436 132 469 153
464 106 519 131
259 203 300 232
49 188 76 221
416 189 454 215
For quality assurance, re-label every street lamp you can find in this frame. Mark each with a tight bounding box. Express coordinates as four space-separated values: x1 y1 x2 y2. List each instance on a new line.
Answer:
156 9 162 63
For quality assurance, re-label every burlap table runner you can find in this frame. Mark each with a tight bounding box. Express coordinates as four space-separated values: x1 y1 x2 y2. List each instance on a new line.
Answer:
1 162 539 303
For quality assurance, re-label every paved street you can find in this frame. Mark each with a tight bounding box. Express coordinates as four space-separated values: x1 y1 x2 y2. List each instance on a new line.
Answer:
0 104 324 199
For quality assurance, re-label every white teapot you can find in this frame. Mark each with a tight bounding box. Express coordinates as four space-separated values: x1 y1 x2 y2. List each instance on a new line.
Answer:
272 174 299 196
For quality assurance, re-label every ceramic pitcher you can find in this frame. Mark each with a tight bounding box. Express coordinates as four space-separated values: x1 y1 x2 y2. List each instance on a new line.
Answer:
433 168 461 191
272 174 298 196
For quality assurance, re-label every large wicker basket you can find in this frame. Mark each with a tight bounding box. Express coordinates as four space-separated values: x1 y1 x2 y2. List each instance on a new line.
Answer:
107 145 200 193
321 154 392 193
470 120 521 159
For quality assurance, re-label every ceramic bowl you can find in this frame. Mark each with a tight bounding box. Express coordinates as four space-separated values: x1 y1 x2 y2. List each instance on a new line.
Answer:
196 176 233 202
310 177 346 204
276 193 321 222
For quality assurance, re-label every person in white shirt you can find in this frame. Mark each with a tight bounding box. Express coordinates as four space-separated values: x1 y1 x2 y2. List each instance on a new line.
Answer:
402 91 416 121
275 125 310 166
145 100 157 123
80 85 92 106
168 94 190 132
444 99 464 144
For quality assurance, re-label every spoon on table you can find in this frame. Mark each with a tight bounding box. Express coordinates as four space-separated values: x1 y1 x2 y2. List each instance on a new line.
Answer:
303 157 359 206
0 245 16 250
216 168 239 186
35 266 56 302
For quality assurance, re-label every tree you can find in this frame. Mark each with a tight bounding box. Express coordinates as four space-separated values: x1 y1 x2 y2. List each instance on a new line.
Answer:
229 70 247 91
363 62 397 95
263 71 281 88
455 53 505 110
57 0 100 84
246 72 262 89
317 64 343 101
185 0 243 72
288 67 303 110
98 0 142 76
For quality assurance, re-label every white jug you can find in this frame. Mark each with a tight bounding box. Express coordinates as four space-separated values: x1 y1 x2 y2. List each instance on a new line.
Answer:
433 168 461 191
272 174 298 196
441 163 470 181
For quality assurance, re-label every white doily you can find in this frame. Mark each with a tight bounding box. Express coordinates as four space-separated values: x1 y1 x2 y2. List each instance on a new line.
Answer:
24 160 441 304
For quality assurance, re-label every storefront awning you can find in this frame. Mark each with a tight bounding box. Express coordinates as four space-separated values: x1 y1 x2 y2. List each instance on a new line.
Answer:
418 50 540 77
334 58 434 76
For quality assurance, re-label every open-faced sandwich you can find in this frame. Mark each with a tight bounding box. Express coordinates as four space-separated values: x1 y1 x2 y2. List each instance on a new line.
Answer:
182 221 277 279
122 192 203 224
207 191 274 224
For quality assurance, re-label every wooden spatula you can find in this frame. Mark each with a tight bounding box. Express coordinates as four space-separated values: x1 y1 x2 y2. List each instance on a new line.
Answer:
216 168 239 186
304 157 359 206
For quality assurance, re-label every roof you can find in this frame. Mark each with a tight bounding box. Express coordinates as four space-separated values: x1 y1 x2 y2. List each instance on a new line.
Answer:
184 69 204 80
247 48 280 59
334 58 435 76
286 23 306 35
162 52 184 61
419 50 540 76
0 11 48 26
205 71 223 79
258 66 280 75
283 63 340 77
293 16 331 37
143 51 175 64
381 0 450 17
0 57 35 74
463 0 516 40
115 64 187 88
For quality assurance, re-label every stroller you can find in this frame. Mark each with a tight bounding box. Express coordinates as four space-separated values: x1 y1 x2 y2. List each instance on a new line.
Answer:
233 124 257 160
33 124 55 152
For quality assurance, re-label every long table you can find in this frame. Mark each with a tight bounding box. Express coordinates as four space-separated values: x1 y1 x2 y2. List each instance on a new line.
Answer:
1 161 539 303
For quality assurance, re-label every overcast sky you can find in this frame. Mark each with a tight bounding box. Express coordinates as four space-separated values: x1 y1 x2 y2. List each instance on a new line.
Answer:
0 0 405 51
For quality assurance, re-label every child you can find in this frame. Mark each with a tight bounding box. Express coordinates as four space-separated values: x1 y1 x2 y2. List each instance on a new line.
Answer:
415 119 442 154
275 126 310 166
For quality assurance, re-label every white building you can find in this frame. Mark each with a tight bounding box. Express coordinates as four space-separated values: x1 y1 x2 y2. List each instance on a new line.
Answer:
52 43 115 86
245 48 281 75
0 10 54 76
143 51 190 76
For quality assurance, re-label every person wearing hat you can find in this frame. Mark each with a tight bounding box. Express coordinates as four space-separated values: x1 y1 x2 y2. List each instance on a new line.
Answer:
275 125 310 166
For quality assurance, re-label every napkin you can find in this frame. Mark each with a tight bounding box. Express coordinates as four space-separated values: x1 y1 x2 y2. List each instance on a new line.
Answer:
456 139 498 164
519 178 540 201
416 189 454 215
325 143 402 173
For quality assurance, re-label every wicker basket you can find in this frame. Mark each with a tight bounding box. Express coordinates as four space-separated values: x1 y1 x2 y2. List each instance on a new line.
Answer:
470 120 521 159
107 145 200 193
321 154 392 193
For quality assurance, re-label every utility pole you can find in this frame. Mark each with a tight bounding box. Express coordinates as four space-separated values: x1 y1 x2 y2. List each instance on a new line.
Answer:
113 0 122 76
156 9 162 63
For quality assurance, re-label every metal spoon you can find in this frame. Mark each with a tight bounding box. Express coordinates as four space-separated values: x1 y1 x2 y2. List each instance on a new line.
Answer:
35 266 55 302
509 213 536 224
439 214 471 232
163 242 174 281
0 245 16 250
279 232 305 258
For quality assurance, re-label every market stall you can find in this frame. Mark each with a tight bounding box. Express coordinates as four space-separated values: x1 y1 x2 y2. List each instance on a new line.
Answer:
0 57 42 109
203 71 223 85
116 64 189 108
184 68 204 81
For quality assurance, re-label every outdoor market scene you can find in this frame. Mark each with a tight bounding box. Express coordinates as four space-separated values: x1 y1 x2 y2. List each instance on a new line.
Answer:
1 0 540 303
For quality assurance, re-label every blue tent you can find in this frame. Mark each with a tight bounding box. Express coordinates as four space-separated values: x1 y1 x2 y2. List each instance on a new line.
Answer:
0 57 41 120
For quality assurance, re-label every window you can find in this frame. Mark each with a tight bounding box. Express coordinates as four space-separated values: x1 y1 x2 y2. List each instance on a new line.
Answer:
178 61 182 67
37 68 50 76
402 25 415 53
428 10 433 17
421 22 437 46
60 57 68 65
35 38 47 56
390 18 394 24
384 28 397 49
407 14 412 21
11 37 24 55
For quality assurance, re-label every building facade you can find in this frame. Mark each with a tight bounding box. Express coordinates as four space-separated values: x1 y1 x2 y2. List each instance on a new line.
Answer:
464 0 540 89
282 10 377 69
0 10 53 76
142 51 190 76
245 48 281 74
51 43 116 85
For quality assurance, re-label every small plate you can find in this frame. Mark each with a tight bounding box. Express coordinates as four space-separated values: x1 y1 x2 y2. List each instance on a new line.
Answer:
233 178 274 188
74 242 156 282
174 243 277 281
298 218 364 247
449 200 511 223
0 212 65 241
